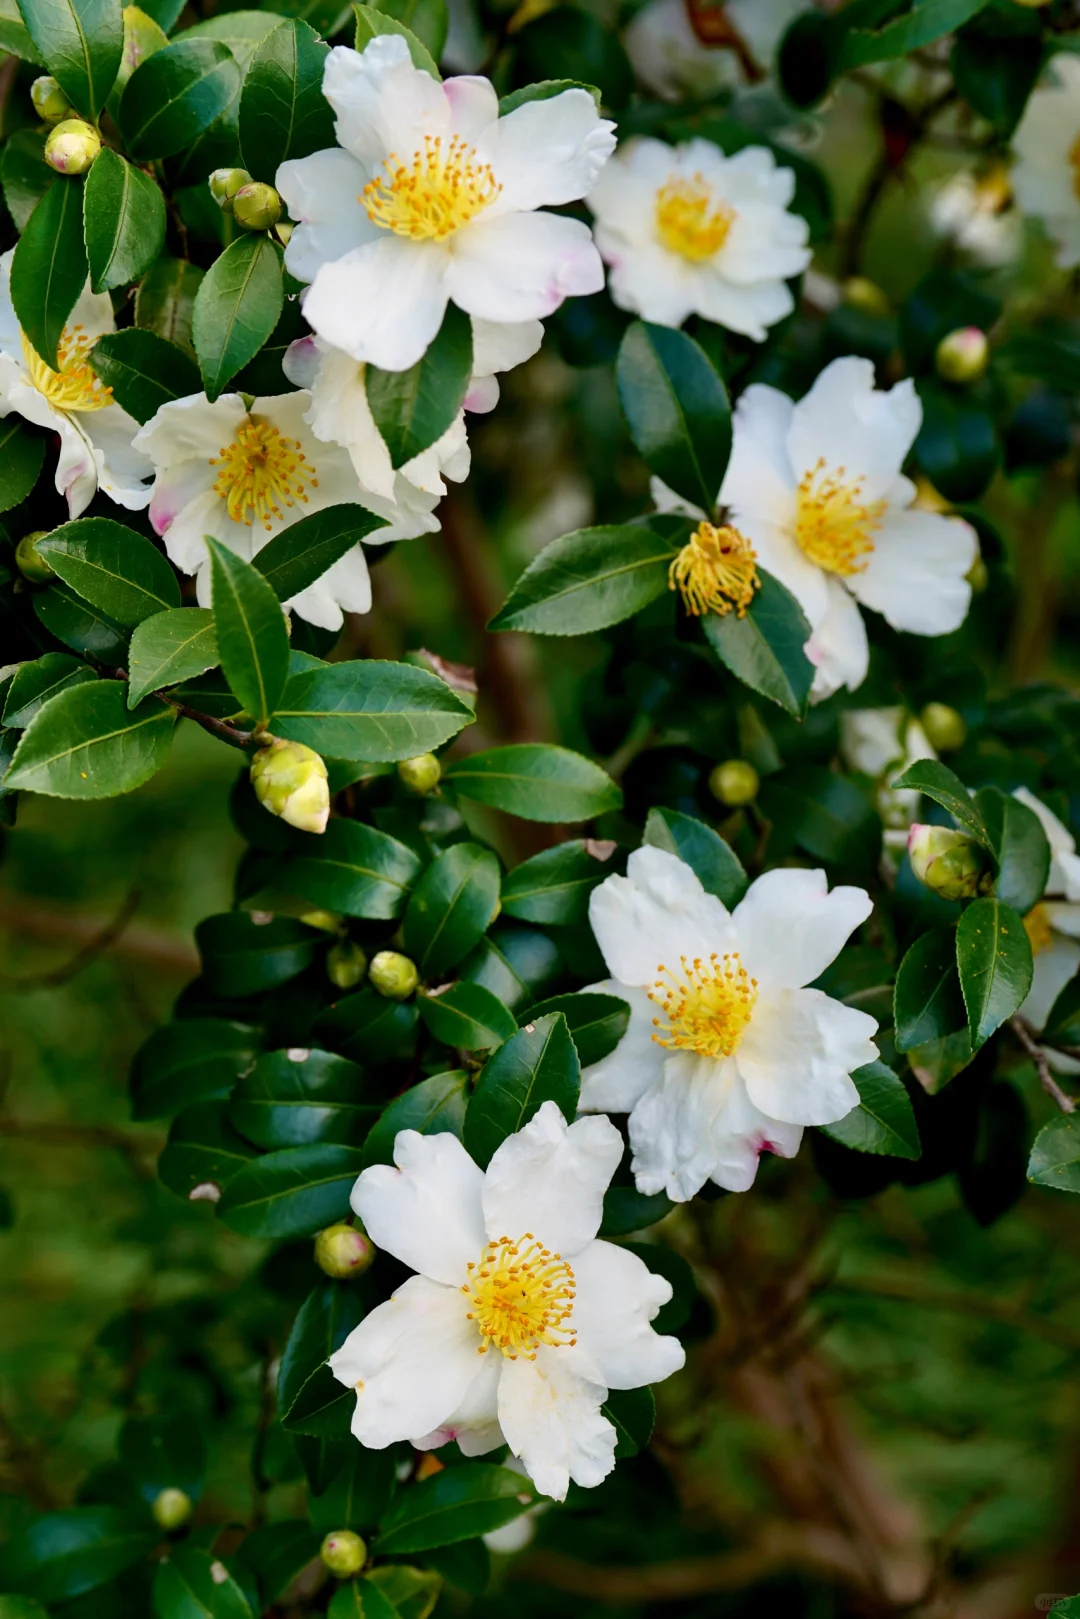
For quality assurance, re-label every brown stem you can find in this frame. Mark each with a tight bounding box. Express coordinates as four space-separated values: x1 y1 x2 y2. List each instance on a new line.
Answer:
0 886 141 989
0 896 198 972
158 694 256 752
0 1117 160 1179
1010 1016 1077 1114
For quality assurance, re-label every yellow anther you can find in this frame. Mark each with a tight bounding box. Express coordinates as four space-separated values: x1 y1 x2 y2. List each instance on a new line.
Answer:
794 458 884 576
22 326 112 414
462 1234 576 1361
210 418 317 530
655 174 735 262
362 134 500 241
669 521 760 618
1024 902 1054 957
648 951 758 1059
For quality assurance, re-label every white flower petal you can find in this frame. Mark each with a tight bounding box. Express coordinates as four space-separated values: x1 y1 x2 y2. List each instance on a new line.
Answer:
1013 788 1080 900
1045 902 1080 938
351 1128 486 1284
470 315 543 378
135 391 247 470
323 37 449 169
738 514 828 625
787 358 921 503
80 404 154 510
806 574 869 700
445 210 604 322
589 844 735 986
691 272 795 342
1020 935 1080 1031
718 381 796 526
847 508 977 634
411 1345 502 1453
497 1346 615 1501
491 89 616 214
736 987 876 1125
284 545 372 630
482 1102 622 1259
569 1239 685 1389
579 980 665 1113
444 73 500 143
732 866 873 990
303 235 450 370
277 148 376 285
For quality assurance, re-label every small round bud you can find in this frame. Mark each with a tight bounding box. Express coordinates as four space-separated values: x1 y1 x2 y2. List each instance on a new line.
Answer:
314 1222 375 1279
935 326 990 384
208 167 251 213
967 555 988 594
152 1487 193 1530
908 824 990 902
232 181 282 232
320 1530 367 1578
920 702 967 753
842 276 890 316
327 939 367 990
368 950 419 1000
708 759 759 807
397 753 442 795
45 119 101 175
15 531 55 583
31 75 73 124
250 739 330 835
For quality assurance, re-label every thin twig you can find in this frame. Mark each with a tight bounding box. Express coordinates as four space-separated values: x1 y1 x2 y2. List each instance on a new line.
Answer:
0 887 141 989
1010 1016 1077 1114
0 1117 160 1179
158 694 256 752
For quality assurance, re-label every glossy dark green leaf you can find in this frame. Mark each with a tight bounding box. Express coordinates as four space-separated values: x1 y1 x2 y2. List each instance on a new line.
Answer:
278 1281 364 1421
130 1016 259 1120
2 652 94 730
217 1142 367 1237
310 1447 397 1535
442 744 621 823
32 582 128 662
702 569 814 716
196 911 322 997
421 1539 489 1597
285 818 423 920
126 608 218 707
463 1012 579 1169
460 925 561 1013
498 76 599 115
89 328 201 426
240 1520 322 1604
118 1413 206 1503
0 418 46 513
0 1508 155 1605
135 254 203 352
951 14 1042 137
360 1069 468 1167
893 928 966 1053
5 681 175 798
238 16 334 183
373 0 446 55
314 988 419 1067
914 377 999 503
418 981 517 1051
974 785 1050 915
353 1 440 77
229 1047 371 1148
599 1184 673 1236
10 177 87 370
615 320 731 513
0 0 43 63
956 896 1032 1047
500 839 614 925
758 766 881 877
366 304 472 469
513 5 631 108
192 233 284 402
157 1101 258 1197
107 3 169 116
253 505 389 602
819 1060 920 1159
83 147 165 294
891 758 991 847
38 517 180 625
643 806 747 907
153 1546 254 1619
0 127 50 231
206 535 290 727
119 38 240 160
603 1385 655 1458
281 1362 353 1440
327 1580 400 1619
1041 977 1080 1048
274 658 473 762
1027 1115 1080 1193
523 991 629 1068
16 0 123 117
488 520 680 636
402 842 501 977
374 1465 537 1555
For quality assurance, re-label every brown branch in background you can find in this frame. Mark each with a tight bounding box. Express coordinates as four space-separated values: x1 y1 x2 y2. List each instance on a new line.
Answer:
0 1117 161 1179
0 897 199 974
0 886 142 990
1010 1016 1077 1114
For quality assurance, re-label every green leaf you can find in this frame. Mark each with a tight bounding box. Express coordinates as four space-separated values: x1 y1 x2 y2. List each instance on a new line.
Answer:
285 818 423 920
89 329 201 425
643 807 747 907
328 1580 401 1619
1042 977 1080 1048
241 1522 323 1604
893 927 966 1053
360 1069 468 1167
702 569 814 716
253 505 389 602
402 841 501 977
206 536 290 727
314 988 418 1067
956 896 1032 1047
153 1546 254 1619
10 177 87 371
599 1184 673 1236
498 77 599 115
2 652 95 730
0 1508 156 1604
127 608 218 707
951 13 1042 138
463 1012 580 1169
274 658 473 761
615 320 731 513
840 0 992 69
819 1060 920 1159
119 38 240 161
0 418 46 513
310 1448 396 1538
119 1412 206 1503
33 581 128 662
83 147 165 294
130 1016 259 1120
758 766 881 877
422 1539 489 1597
353 1 440 77
0 127 50 230
523 991 629 1068
373 0 446 55
366 304 472 469
0 0 43 62
0 1599 50 1619
157 1101 258 1198
38 517 180 625
974 785 1050 915
108 4 169 116
278 1281 364 1422
489 521 680 636
603 1385 655 1458
5 681 174 798
891 758 991 846
192 233 284 403
418 982 517 1051
196 911 322 997
135 254 203 353
238 17 335 182
442 744 621 823
1028 1115 1080 1193
229 1047 372 1148
16 0 123 117
501 839 614 926
913 377 999 503
217 1142 367 1237
375 1465 537 1556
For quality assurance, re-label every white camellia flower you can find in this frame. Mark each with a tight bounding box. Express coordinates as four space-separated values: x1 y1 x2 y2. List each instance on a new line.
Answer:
0 249 152 517
1013 788 1080 1069
579 847 878 1201
276 37 615 372
1011 54 1080 268
588 138 810 338
839 706 935 838
329 1102 684 1501
624 0 805 104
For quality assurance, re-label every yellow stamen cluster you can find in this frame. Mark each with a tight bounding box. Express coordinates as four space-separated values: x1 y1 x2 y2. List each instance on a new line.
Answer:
670 521 760 618
794 458 885 576
461 1233 576 1361
363 135 501 241
649 952 758 1059
22 326 112 414
210 419 317 530
1024 902 1054 957
655 175 735 262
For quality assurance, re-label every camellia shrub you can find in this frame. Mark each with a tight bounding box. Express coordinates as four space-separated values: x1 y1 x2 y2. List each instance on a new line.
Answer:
4 0 1080 1612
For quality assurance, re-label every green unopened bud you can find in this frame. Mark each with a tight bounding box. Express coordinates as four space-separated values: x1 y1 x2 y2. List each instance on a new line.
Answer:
320 1530 367 1578
209 167 251 213
935 326 990 384
232 181 282 232
397 753 441 795
250 739 329 834
15 531 55 582
152 1487 192 1530
327 939 367 989
708 759 759 807
314 1222 375 1279
45 119 101 175
920 702 967 753
842 276 890 316
369 949 418 1000
908 824 990 902
31 75 73 124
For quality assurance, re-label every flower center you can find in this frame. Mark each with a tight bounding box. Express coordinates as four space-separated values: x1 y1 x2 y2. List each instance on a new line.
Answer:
649 952 758 1059
362 135 501 242
209 419 318 531
461 1233 576 1361
794 458 885 576
670 521 759 618
1024 902 1054 957
22 326 113 414
655 175 735 262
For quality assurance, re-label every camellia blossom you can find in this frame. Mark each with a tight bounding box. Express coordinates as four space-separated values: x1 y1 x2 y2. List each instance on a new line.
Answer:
276 36 615 372
839 706 935 836
624 0 805 104
329 1102 684 1501
588 138 810 338
1014 788 1080 1068
579 846 878 1200
1011 54 1080 268
0 250 152 517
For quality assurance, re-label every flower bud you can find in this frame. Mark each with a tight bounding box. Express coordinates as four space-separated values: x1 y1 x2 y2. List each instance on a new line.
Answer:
397 753 442 795
15 531 55 583
935 326 990 384
209 167 251 213
45 119 101 175
842 276 890 316
919 702 967 753
708 759 759 807
327 939 367 990
31 75 73 124
232 181 282 232
314 1222 375 1279
152 1487 193 1530
368 949 419 1000
908 824 990 902
320 1530 367 1578
250 739 329 835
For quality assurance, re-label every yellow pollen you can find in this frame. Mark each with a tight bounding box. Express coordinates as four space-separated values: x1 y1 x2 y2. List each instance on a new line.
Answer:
461 1233 576 1361
1024 902 1054 957
362 134 501 241
670 521 760 618
794 458 885 577
648 952 758 1059
655 174 735 262
209 418 317 531
22 326 112 414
